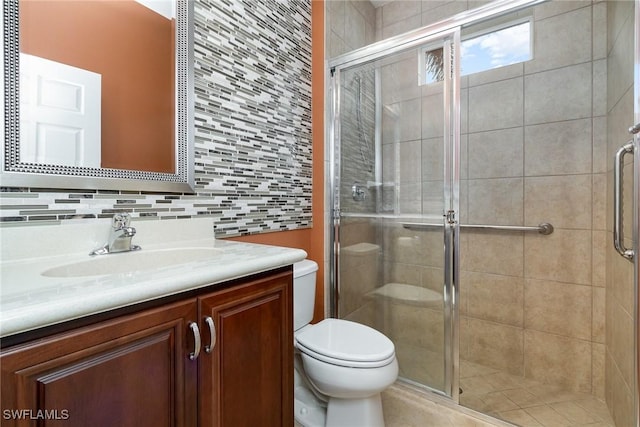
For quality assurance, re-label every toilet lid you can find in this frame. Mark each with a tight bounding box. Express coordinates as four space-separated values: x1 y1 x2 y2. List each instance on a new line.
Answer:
295 319 395 368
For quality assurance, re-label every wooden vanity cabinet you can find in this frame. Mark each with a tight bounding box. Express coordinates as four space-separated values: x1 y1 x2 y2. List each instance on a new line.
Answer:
0 268 293 427
0 299 198 427
198 269 293 427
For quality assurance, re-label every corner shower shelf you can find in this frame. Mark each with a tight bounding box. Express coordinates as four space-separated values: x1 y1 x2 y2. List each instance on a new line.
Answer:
367 283 442 308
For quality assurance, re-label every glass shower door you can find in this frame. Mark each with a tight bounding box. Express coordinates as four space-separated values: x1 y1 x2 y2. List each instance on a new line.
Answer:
331 29 461 398
456 3 638 426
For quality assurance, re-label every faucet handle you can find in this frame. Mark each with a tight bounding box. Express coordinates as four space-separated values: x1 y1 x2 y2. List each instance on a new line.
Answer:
90 213 139 256
112 213 131 229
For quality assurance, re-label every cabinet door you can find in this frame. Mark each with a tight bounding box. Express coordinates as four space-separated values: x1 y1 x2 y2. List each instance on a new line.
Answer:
199 270 293 427
0 300 198 427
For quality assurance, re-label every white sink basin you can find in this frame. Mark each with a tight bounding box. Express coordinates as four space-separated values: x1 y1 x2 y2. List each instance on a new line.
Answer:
41 248 222 278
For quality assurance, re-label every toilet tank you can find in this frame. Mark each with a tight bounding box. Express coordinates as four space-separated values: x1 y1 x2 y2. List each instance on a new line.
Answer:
293 260 318 331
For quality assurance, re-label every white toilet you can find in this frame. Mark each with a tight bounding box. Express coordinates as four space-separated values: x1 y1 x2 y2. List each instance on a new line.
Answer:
293 260 398 427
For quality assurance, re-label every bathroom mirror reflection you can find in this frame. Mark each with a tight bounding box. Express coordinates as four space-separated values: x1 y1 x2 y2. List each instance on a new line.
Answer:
1 0 195 193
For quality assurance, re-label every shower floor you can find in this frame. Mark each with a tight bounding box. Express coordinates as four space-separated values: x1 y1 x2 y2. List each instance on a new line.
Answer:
459 360 615 427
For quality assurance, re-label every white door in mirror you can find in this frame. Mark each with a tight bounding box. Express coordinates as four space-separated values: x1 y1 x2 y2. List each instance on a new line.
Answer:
19 53 101 168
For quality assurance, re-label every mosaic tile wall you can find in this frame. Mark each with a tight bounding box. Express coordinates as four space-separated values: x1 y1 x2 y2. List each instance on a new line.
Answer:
0 0 312 237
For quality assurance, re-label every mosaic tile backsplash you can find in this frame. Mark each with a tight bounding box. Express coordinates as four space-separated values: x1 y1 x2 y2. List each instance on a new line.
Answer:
0 0 312 237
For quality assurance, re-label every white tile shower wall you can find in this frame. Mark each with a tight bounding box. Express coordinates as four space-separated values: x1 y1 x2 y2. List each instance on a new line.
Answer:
0 0 312 237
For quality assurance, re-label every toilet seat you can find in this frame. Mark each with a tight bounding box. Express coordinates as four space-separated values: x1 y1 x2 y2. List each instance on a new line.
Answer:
297 342 396 368
295 319 395 368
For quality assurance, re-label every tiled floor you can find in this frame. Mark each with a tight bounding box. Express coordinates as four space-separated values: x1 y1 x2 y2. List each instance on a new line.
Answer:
459 360 615 427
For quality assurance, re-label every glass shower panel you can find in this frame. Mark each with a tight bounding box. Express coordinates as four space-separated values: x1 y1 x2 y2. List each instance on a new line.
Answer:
330 1 637 425
335 36 457 396
457 3 632 426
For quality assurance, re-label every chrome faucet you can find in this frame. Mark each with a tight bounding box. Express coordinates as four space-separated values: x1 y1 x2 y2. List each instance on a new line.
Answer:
90 213 141 255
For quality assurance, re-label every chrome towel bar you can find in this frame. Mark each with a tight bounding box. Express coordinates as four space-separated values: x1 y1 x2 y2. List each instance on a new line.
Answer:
402 222 554 235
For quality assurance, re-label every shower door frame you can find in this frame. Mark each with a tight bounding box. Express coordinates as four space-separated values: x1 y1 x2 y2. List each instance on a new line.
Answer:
328 0 547 402
330 25 461 399
633 3 640 426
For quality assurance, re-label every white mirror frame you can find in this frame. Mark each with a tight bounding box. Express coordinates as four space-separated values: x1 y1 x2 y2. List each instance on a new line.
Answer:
1 0 195 193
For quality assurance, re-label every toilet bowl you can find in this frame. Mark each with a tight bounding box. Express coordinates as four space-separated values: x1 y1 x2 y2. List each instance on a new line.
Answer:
293 260 398 427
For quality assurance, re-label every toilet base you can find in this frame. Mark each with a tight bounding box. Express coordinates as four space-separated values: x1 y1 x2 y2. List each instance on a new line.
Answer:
294 384 326 427
326 394 385 427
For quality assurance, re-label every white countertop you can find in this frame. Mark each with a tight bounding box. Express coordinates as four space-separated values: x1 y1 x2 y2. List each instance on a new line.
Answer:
0 218 307 338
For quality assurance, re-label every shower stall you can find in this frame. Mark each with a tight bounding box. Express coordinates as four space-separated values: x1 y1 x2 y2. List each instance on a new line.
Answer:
328 0 638 426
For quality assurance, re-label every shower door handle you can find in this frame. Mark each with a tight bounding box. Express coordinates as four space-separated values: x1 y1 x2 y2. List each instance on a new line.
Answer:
613 141 635 260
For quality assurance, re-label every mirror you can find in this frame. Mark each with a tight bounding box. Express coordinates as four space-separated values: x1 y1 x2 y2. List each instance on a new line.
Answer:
1 0 195 193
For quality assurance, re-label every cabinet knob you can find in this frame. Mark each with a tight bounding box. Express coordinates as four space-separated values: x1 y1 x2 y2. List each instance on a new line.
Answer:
188 321 201 360
204 316 216 353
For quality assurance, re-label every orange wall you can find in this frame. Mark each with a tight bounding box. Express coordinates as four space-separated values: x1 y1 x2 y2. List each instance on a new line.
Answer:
232 0 325 322
20 0 174 173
